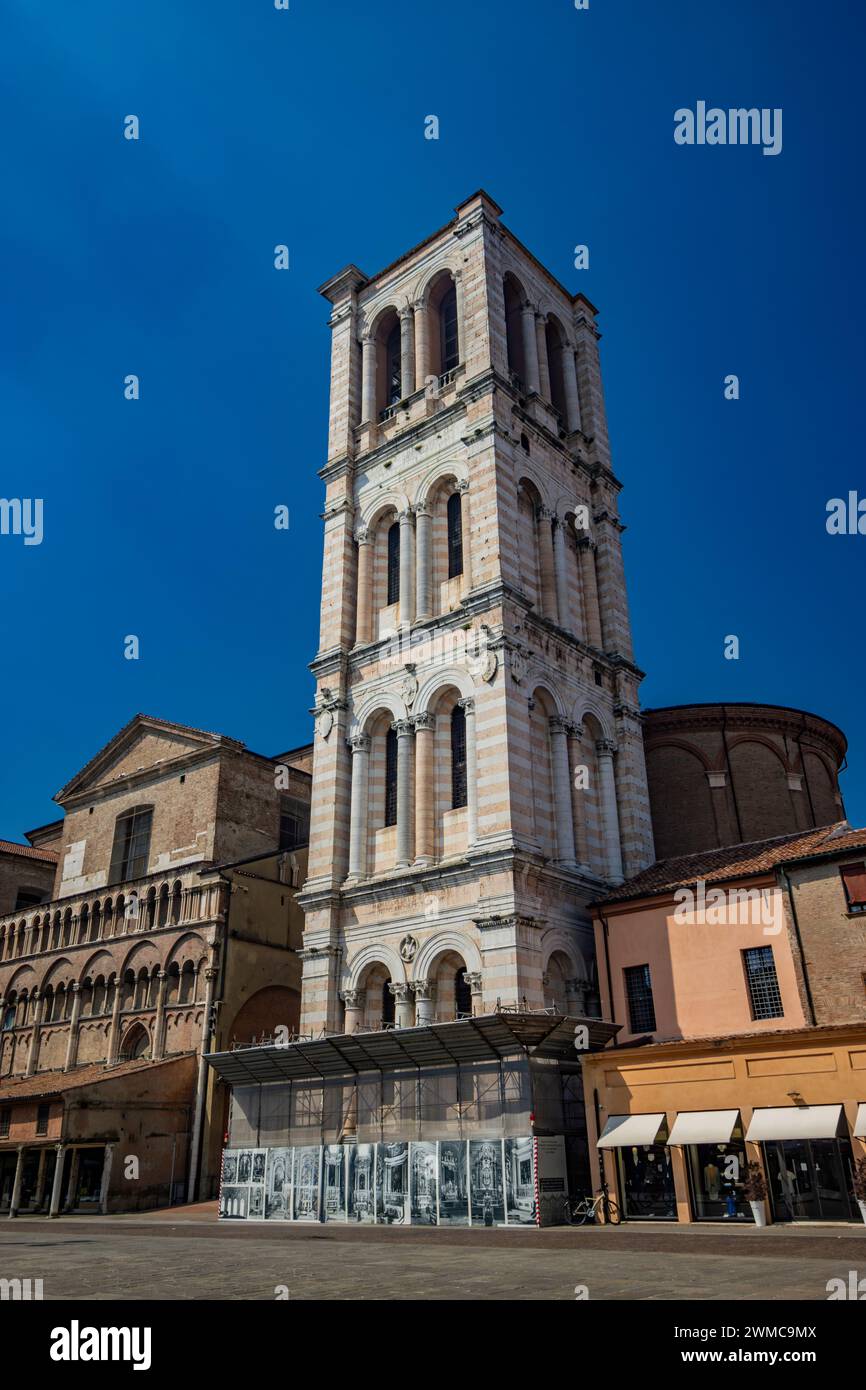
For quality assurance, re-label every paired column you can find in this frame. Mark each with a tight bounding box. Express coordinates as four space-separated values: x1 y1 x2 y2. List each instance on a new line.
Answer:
596 739 624 883
551 516 571 633
459 697 479 847
347 734 371 880
413 300 430 391
399 306 415 399
413 713 436 865
535 314 551 400
577 537 603 648
361 336 376 422
563 343 582 432
549 717 578 868
48 1144 65 1217
520 302 541 393
415 505 432 620
393 719 415 868
354 529 372 645
398 509 415 626
64 983 82 1071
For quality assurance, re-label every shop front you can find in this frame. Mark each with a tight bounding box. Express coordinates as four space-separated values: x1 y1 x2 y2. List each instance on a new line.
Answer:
746 1104 860 1222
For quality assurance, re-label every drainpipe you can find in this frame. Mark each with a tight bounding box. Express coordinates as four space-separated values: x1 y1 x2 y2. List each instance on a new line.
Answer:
597 911 615 1023
187 876 230 1203
778 865 816 1026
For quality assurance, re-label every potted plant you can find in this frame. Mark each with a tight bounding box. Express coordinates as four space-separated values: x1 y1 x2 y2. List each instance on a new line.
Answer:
853 1157 866 1226
743 1162 768 1227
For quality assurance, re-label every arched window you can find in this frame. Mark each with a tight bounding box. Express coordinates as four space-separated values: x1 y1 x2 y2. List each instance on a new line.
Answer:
385 322 402 406
170 881 182 925
447 491 463 578
386 522 400 606
439 284 459 373
451 705 467 810
455 968 472 1017
381 980 395 1028
179 961 195 1004
108 805 153 885
384 727 398 827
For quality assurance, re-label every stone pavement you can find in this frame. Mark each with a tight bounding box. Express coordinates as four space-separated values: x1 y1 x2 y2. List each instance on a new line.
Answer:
1 1208 864 1300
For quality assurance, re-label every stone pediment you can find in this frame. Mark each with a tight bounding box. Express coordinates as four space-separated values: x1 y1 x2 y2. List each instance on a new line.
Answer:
55 715 242 805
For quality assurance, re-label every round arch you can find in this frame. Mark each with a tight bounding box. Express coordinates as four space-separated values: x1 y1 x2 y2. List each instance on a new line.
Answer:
412 930 482 982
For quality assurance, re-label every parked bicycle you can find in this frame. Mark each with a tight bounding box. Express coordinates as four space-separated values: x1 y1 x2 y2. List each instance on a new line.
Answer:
562 1189 621 1225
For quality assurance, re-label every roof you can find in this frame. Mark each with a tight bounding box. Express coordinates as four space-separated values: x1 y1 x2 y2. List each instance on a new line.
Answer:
595 821 866 907
0 1053 193 1102
0 839 58 864
206 1012 618 1086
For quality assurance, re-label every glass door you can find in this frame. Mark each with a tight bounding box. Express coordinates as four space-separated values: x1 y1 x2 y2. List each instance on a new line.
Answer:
764 1139 857 1220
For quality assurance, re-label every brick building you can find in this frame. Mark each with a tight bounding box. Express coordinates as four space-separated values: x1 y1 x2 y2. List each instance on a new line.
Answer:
584 823 866 1222
643 703 847 859
0 714 312 1213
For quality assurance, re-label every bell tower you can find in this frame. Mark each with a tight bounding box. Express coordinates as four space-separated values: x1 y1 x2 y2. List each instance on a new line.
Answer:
297 192 653 1036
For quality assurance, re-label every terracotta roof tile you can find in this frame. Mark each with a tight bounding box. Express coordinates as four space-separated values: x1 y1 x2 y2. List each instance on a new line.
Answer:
0 839 58 864
595 821 866 907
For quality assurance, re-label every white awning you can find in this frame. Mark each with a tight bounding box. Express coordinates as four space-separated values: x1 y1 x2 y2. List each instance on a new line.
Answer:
854 1103 866 1139
597 1113 666 1149
745 1104 844 1142
668 1110 740 1146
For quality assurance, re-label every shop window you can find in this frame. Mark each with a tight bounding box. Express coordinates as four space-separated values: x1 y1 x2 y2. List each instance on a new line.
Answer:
624 963 656 1033
743 946 783 1020
840 862 866 913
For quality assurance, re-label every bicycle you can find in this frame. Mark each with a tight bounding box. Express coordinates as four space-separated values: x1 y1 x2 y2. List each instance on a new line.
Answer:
562 1189 621 1225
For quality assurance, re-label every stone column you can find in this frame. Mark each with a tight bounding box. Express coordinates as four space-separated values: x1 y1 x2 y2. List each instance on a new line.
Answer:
415 504 433 620
25 989 44 1076
390 982 414 1029
99 1143 114 1215
107 977 123 1065
563 344 582 432
464 972 483 1017
413 713 436 866
521 302 541 394
354 529 373 645
537 507 559 624
340 989 365 1034
64 983 82 1072
153 971 168 1061
458 479 472 594
596 739 624 883
347 734 371 880
549 717 578 868
187 966 218 1204
34 1147 48 1211
413 980 433 1026
393 719 415 869
361 335 377 422
566 977 592 1016
414 300 430 391
552 516 571 633
577 538 603 648
398 509 415 626
48 1144 65 1217
459 696 479 848
399 306 414 399
63 1148 81 1212
535 314 551 400
8 1146 26 1218
568 724 592 870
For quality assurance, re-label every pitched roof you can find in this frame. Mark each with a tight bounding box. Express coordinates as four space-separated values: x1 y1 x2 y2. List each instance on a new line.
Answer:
0 1053 194 1101
595 821 866 907
54 713 247 801
0 839 58 864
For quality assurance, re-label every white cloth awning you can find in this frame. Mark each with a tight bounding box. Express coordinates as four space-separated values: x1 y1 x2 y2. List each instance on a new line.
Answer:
597 1113 666 1149
745 1104 843 1142
668 1110 740 1146
854 1103 866 1139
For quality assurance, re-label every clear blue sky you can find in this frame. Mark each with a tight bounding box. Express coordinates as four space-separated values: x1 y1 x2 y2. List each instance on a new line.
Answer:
1 0 864 836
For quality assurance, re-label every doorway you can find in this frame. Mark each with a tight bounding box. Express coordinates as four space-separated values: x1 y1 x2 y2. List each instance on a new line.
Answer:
763 1138 857 1221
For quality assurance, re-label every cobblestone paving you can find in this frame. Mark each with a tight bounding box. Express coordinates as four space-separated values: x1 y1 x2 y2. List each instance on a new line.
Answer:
1 1218 864 1300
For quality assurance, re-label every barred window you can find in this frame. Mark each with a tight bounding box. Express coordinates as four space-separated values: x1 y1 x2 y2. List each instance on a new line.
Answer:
384 727 398 828
387 522 400 606
451 705 467 809
108 805 153 885
36 1103 49 1135
447 491 463 578
624 963 656 1034
385 322 402 406
743 946 784 1020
